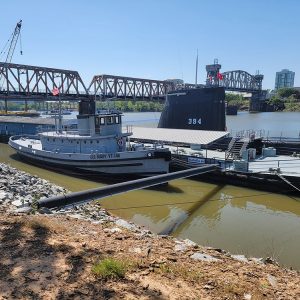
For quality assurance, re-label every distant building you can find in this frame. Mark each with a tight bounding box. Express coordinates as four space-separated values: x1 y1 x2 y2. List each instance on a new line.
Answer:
275 69 295 89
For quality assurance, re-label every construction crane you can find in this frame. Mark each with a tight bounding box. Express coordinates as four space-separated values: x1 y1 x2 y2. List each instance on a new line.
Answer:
0 20 23 64
0 20 23 109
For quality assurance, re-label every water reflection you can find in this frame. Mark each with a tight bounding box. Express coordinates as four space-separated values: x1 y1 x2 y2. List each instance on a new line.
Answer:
159 185 225 235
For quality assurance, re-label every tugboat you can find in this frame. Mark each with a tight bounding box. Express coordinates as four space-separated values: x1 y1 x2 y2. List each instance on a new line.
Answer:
9 100 171 177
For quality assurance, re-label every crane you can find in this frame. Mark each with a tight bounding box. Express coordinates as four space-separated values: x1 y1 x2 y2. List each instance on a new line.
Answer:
0 20 23 112
0 20 22 63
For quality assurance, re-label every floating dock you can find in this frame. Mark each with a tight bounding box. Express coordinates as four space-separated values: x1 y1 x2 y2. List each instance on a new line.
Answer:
130 126 229 146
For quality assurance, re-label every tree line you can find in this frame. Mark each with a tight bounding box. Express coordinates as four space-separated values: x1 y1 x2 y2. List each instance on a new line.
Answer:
268 88 300 111
96 100 164 112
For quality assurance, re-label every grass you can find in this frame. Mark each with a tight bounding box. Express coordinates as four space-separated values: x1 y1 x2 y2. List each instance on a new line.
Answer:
24 216 66 234
92 258 127 279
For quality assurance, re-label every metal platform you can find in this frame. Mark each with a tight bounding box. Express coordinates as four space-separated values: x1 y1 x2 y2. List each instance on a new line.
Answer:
130 127 229 146
0 116 55 125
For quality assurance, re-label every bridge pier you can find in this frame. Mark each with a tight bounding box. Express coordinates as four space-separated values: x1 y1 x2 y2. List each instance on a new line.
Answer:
250 91 269 112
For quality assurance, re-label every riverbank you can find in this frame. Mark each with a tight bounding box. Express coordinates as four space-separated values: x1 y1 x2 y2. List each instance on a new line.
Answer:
1 163 300 299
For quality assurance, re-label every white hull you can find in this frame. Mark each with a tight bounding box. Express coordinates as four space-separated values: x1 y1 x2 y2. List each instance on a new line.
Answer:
9 137 170 176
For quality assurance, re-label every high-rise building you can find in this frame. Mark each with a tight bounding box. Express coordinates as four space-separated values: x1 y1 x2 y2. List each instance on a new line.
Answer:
275 69 295 89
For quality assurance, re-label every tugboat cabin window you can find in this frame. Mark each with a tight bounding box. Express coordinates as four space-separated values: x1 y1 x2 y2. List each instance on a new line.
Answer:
115 116 120 124
95 117 101 134
100 117 105 125
107 116 114 125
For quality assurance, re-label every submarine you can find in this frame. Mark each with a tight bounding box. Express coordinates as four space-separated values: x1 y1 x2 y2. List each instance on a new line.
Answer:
158 86 226 131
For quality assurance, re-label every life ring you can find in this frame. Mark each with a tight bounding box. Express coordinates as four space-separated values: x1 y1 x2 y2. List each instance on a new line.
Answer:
117 138 124 147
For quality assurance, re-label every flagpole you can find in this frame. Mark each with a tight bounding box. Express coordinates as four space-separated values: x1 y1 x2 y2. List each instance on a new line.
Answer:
195 49 198 87
58 90 62 133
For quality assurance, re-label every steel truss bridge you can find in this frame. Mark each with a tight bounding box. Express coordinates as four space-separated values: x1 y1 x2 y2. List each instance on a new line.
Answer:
0 62 89 101
88 74 174 101
0 62 264 103
205 63 263 93
218 70 263 92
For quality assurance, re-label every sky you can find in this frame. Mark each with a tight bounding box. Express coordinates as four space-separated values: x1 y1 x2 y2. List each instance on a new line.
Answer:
0 0 299 89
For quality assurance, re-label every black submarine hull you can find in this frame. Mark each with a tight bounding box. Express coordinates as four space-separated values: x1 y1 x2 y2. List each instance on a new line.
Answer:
158 87 226 131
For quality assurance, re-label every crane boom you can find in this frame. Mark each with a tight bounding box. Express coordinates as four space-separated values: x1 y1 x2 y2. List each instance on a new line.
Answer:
5 20 22 63
0 20 23 92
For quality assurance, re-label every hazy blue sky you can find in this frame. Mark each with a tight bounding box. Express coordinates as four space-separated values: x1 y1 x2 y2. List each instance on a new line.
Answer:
1 0 299 89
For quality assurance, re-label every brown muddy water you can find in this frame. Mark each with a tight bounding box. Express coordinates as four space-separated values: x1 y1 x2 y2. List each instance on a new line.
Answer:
1 143 300 269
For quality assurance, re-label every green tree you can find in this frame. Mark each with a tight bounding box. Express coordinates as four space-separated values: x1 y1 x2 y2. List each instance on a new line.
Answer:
277 88 300 99
225 93 247 109
268 96 285 111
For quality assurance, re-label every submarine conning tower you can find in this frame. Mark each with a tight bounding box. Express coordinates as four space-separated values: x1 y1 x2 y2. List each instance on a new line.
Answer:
158 87 226 131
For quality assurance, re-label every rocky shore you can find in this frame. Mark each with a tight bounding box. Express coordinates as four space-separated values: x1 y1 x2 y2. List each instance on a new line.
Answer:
0 162 300 299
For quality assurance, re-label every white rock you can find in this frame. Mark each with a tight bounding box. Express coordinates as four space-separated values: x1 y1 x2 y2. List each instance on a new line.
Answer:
11 199 25 207
267 274 277 287
249 257 264 264
104 227 122 233
15 206 32 213
183 239 197 247
243 293 252 300
130 247 142 254
190 252 220 262
174 244 188 252
0 191 8 200
231 255 249 263
115 219 137 231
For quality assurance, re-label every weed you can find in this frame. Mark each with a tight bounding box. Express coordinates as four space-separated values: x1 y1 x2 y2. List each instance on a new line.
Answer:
92 258 127 279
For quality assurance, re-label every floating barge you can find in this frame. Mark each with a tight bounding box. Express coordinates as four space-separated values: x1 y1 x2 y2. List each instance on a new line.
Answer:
130 126 300 194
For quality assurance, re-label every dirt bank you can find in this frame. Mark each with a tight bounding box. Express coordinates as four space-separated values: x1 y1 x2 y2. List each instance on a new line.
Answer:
0 212 299 300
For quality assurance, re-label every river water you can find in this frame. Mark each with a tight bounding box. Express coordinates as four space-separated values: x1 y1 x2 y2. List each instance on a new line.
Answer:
1 111 300 269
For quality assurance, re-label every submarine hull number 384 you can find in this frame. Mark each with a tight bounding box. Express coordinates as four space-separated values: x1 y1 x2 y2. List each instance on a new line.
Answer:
188 118 201 125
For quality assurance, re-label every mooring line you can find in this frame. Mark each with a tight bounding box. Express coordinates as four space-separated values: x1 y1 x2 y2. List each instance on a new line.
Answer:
276 173 300 193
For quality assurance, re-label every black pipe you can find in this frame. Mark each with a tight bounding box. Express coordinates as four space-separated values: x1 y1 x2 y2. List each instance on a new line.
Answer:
38 165 218 209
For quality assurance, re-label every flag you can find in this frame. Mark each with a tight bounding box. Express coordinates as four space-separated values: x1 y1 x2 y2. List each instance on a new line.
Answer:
217 72 223 80
52 87 59 96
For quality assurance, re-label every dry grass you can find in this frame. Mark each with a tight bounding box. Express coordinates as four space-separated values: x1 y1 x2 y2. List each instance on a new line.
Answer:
23 216 66 234
157 262 203 282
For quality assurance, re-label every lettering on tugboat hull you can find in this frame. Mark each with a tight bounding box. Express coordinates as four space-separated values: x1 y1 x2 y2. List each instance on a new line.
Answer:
90 153 121 159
